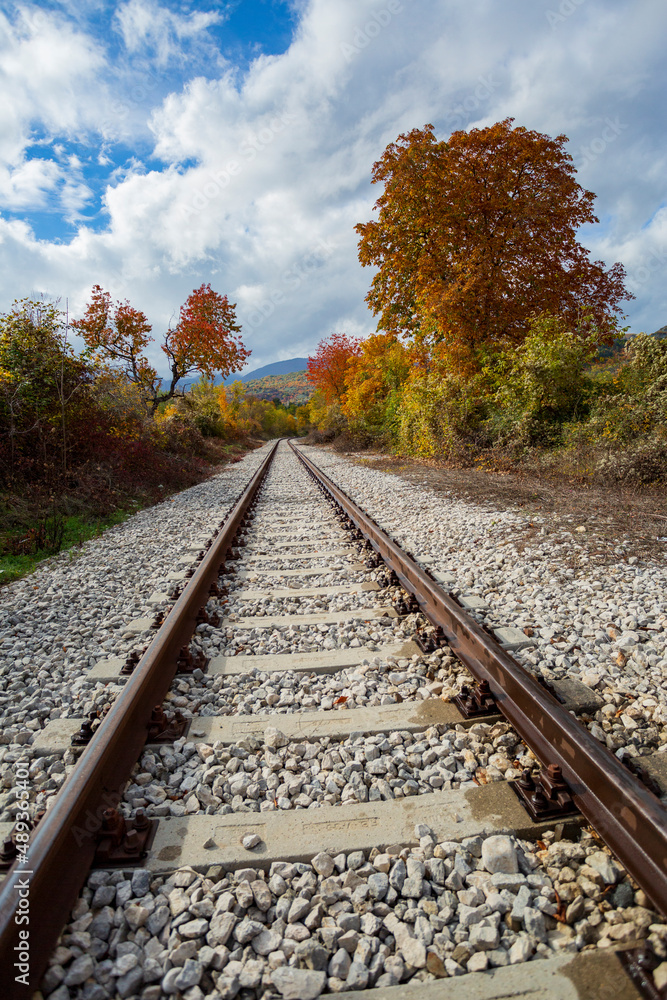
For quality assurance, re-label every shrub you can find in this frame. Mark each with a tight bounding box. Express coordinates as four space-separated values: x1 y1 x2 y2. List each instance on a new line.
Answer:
307 392 348 438
488 314 598 448
182 378 228 437
0 298 97 484
260 406 297 438
584 333 667 445
396 367 490 459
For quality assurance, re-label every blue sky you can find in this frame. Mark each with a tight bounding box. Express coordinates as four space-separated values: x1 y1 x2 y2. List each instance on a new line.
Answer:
0 0 665 376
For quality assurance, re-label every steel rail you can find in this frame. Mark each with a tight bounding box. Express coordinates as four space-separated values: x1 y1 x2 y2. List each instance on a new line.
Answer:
0 440 279 997
290 440 667 916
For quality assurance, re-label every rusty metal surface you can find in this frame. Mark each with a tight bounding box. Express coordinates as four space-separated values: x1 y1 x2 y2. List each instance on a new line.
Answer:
0 441 278 997
291 441 667 917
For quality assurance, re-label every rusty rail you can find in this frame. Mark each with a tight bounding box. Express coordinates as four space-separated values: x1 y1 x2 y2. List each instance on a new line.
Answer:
0 440 279 997
290 440 667 916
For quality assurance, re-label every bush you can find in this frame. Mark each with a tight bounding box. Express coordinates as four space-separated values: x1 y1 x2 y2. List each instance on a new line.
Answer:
583 333 667 446
593 438 667 483
181 378 228 437
260 405 297 438
0 298 98 485
307 393 347 439
396 368 490 459
488 314 597 448
287 314 667 485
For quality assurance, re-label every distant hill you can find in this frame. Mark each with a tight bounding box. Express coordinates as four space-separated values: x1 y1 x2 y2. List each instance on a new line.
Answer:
222 357 309 385
598 325 667 360
624 326 667 341
242 370 311 405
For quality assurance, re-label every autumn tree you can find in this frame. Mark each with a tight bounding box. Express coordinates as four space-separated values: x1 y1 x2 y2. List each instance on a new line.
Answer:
72 286 158 401
74 283 250 412
162 284 249 407
342 333 411 433
306 332 361 404
356 119 632 362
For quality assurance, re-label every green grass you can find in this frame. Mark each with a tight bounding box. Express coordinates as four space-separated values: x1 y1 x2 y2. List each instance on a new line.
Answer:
0 509 133 586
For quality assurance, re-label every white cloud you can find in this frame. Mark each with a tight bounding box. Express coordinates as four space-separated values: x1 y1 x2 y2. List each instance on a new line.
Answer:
0 158 62 210
114 0 222 67
0 7 104 162
0 0 665 378
60 178 94 221
0 5 108 219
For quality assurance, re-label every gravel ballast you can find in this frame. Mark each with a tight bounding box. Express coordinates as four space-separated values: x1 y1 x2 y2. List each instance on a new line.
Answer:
41 829 664 1000
1 440 664 997
0 445 273 812
302 445 667 765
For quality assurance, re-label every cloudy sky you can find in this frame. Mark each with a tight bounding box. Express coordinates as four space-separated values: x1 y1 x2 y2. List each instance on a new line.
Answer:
0 0 665 376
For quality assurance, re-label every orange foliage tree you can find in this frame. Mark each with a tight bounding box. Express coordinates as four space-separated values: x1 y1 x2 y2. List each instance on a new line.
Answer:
342 333 411 428
74 283 249 412
72 285 157 400
306 332 361 404
356 119 632 361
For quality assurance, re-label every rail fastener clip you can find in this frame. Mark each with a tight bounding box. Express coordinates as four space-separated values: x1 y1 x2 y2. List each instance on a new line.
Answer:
92 808 157 868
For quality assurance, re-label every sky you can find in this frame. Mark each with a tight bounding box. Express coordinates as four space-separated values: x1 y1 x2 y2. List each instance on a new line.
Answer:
0 0 665 377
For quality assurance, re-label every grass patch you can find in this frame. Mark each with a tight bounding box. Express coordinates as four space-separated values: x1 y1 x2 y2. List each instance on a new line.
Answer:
0 509 133 585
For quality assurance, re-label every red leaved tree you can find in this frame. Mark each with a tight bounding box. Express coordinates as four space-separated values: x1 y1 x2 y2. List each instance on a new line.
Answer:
307 333 361 404
72 285 159 401
160 284 250 408
74 283 250 412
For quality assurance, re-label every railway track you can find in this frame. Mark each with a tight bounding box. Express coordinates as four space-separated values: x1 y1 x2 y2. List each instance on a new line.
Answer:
0 439 666 999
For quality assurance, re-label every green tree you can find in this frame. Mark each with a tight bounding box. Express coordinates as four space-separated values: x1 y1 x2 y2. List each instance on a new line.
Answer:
489 313 598 446
0 299 94 479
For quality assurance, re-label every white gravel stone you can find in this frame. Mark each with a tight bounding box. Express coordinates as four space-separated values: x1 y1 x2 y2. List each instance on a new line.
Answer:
63 955 94 986
47 825 657 998
508 934 534 964
587 850 620 884
264 726 289 748
0 442 274 819
271 967 326 999
312 852 336 877
481 835 519 874
653 962 667 991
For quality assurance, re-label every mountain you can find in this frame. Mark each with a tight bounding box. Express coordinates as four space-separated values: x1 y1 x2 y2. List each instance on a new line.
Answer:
241 371 312 405
221 357 309 385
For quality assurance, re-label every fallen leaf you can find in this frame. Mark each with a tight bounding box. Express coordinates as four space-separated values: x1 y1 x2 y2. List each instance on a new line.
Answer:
553 890 567 923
